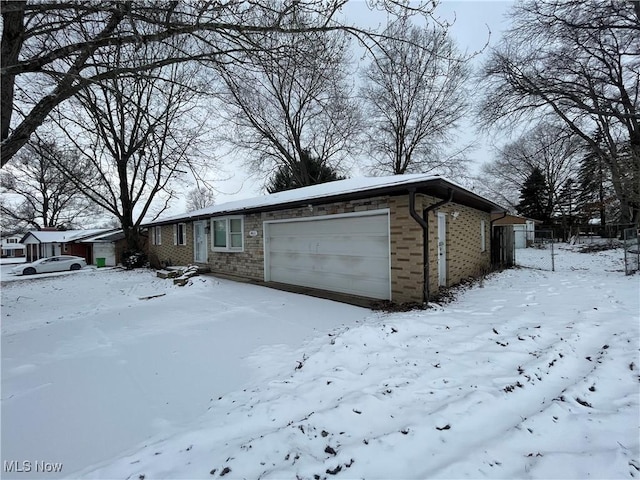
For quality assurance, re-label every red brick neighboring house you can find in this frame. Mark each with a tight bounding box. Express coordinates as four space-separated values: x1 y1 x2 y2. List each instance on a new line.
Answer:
145 175 507 304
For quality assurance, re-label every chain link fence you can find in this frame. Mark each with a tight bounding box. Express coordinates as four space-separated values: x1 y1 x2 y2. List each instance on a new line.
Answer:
560 223 636 245
514 225 639 275
623 228 639 275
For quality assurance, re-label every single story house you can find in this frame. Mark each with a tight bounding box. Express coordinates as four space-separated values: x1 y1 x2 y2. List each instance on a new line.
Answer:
79 229 127 266
146 175 506 304
1 234 25 258
491 213 539 249
20 228 123 265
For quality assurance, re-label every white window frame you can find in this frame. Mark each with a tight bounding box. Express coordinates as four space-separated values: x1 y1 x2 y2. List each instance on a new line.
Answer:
152 226 162 246
211 216 244 252
174 223 187 246
480 220 486 252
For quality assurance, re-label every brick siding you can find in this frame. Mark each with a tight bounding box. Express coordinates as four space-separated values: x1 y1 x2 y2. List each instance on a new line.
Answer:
149 193 492 304
149 223 194 266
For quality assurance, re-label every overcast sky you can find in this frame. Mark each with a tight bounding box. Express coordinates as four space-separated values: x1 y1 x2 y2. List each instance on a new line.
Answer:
183 0 515 212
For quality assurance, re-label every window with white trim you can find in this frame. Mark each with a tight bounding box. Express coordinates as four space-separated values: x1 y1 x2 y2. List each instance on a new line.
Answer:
152 226 162 245
480 220 486 252
174 223 187 246
212 217 243 252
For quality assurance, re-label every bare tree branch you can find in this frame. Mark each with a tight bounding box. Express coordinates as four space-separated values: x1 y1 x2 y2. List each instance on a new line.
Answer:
47 40 212 251
0 137 101 232
478 0 639 223
215 18 360 189
1 0 441 166
361 17 471 176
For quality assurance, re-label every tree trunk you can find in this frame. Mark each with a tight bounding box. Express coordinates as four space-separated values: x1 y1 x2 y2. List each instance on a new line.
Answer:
0 1 25 143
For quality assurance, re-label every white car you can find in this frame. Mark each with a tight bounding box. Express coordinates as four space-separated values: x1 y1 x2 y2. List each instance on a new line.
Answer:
11 256 87 275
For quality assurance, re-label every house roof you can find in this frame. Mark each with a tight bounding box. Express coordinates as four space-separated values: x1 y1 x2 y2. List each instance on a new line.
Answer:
491 213 542 226
1 244 25 250
79 230 125 243
147 174 507 226
20 229 118 244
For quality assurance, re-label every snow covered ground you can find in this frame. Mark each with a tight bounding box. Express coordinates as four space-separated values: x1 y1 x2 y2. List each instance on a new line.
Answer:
1 270 368 478
0 257 26 265
2 247 639 479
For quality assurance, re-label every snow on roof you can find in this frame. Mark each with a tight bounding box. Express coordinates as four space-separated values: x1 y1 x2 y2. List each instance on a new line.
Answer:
153 174 474 225
79 229 124 243
1 244 24 250
23 229 115 244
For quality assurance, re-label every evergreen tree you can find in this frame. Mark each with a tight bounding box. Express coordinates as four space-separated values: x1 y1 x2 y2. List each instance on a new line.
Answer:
516 167 553 223
574 128 632 226
576 147 613 226
266 150 344 193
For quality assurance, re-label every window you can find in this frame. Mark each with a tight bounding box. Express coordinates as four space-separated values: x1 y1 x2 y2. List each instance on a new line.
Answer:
152 226 162 246
212 217 244 251
174 223 187 246
480 220 486 252
7 238 17 244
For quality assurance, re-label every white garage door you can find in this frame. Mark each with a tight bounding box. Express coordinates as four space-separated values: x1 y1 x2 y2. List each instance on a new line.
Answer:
265 212 390 300
93 243 116 266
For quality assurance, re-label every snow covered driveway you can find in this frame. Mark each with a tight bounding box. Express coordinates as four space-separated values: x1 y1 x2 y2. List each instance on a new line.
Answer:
79 249 638 480
1 270 368 478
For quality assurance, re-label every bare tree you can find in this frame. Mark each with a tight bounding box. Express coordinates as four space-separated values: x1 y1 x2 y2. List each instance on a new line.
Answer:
478 0 640 224
478 123 581 214
186 187 216 212
361 17 471 176
1 1 441 166
216 22 360 189
0 138 99 232
50 42 210 252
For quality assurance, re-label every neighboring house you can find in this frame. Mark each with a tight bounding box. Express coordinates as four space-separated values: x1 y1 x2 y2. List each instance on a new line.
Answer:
491 213 538 249
1 234 26 258
20 229 123 265
79 230 127 266
146 175 506 304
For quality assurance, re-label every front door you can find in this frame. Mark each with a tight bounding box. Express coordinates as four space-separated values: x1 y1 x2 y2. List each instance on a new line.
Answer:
194 221 207 263
437 213 447 287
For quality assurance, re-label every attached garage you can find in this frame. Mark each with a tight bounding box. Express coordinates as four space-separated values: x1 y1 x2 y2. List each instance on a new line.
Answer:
264 211 391 300
146 174 506 305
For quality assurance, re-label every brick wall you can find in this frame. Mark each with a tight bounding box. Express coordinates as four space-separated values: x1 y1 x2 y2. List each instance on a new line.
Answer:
148 223 194 266
149 193 491 304
429 201 491 292
388 194 491 303
209 196 391 280
389 195 427 303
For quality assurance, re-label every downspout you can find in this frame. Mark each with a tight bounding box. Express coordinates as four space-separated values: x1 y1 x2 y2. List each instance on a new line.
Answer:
490 211 508 228
409 188 454 304
490 211 509 267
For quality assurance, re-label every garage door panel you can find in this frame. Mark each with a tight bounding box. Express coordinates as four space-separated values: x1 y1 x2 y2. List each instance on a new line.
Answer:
269 251 389 278
272 215 387 236
266 212 390 300
269 265 390 299
268 235 389 257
